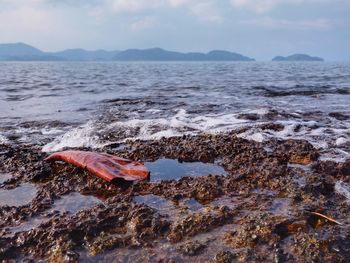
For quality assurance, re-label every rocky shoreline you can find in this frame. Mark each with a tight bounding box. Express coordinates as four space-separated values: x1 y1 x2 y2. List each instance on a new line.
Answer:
0 133 349 262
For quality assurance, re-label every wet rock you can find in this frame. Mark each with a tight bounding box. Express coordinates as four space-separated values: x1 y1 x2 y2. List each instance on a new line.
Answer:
127 206 170 240
193 176 224 203
47 238 79 263
258 123 285 132
212 251 236 263
271 139 319 165
168 206 234 243
237 113 260 121
339 159 350 176
312 159 350 178
311 160 340 177
329 112 349 121
177 240 206 256
0 134 348 262
87 233 132 256
273 219 308 239
223 213 281 249
283 228 350 262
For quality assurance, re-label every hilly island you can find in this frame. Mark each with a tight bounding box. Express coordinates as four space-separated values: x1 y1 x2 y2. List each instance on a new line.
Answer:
272 54 324 62
0 43 255 62
0 43 326 62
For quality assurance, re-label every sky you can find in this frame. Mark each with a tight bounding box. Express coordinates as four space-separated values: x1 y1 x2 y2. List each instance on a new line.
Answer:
0 0 349 61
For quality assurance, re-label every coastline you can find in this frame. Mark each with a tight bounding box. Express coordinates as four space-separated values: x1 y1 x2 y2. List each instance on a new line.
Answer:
0 132 349 261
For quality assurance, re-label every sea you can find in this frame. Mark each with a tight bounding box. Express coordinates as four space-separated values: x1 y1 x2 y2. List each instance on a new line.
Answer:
0 61 349 162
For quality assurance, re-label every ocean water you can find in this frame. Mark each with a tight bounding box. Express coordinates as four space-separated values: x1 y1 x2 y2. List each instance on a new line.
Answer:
0 62 349 161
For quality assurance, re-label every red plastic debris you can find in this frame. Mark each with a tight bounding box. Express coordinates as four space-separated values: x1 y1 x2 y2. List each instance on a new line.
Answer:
45 151 150 182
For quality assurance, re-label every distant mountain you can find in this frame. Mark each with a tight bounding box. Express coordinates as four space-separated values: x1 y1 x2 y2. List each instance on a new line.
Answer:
0 44 254 61
113 48 255 61
0 43 63 61
272 54 324 62
1 43 330 62
0 42 42 56
0 43 255 61
0 43 119 61
51 49 120 61
206 50 254 61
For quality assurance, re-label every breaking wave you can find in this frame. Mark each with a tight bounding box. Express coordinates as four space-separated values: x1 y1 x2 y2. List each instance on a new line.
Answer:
42 109 249 152
42 109 350 163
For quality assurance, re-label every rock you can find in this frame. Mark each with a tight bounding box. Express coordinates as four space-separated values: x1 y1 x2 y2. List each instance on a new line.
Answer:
237 113 260 121
329 112 349 121
213 251 236 263
177 240 206 256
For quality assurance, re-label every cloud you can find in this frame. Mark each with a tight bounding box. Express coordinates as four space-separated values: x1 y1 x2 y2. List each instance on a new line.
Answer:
0 5 70 50
107 0 192 13
0 0 99 50
129 16 157 31
167 0 192 7
109 0 161 13
231 0 278 13
0 5 57 32
190 1 223 23
102 0 223 24
230 0 340 13
88 6 108 24
0 0 44 4
240 17 333 30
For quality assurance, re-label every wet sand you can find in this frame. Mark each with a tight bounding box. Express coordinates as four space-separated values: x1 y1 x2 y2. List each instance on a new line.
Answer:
0 133 349 262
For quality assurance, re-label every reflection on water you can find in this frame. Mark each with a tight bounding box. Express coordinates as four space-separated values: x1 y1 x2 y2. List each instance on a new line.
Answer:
133 194 177 217
0 172 12 184
52 192 102 214
145 158 227 182
5 192 102 237
0 184 37 207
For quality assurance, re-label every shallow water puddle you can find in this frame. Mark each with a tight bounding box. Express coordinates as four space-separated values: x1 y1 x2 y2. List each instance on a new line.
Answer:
81 223 237 262
0 184 37 207
288 163 312 172
133 194 177 216
251 188 276 196
145 158 227 181
5 192 102 237
6 216 47 236
292 175 306 188
0 172 12 184
133 195 207 219
52 192 102 214
208 196 240 209
182 198 203 212
269 198 292 216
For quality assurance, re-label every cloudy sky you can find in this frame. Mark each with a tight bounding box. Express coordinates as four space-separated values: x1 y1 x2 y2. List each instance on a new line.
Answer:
0 0 349 60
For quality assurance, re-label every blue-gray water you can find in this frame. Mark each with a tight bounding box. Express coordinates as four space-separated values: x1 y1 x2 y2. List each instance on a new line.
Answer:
0 62 349 161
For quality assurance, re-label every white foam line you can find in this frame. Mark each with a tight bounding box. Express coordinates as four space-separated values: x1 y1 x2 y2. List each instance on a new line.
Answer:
42 110 249 152
247 108 270 115
0 134 8 144
42 109 350 164
42 121 101 152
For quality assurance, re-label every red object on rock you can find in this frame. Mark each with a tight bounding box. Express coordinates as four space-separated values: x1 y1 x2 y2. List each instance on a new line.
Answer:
45 151 150 182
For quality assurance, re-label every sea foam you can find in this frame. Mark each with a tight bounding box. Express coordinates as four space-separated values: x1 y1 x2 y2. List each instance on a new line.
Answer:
42 108 350 164
42 109 248 152
0 134 8 144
